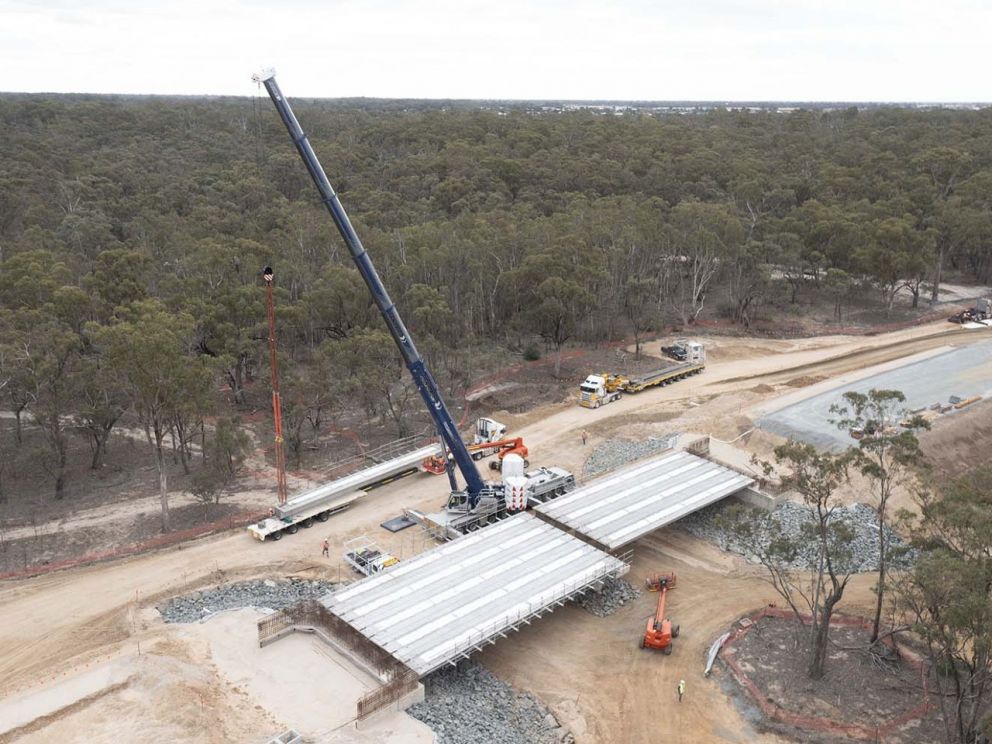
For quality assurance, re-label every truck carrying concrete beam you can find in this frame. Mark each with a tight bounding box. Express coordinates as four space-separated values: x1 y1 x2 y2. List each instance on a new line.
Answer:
248 443 443 541
277 443 441 519
579 341 705 408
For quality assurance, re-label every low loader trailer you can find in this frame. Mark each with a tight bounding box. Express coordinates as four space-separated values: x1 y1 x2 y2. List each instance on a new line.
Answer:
579 342 705 408
248 443 442 541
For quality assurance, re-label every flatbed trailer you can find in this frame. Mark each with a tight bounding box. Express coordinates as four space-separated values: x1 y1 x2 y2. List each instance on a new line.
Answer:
620 359 704 392
248 491 361 541
579 342 706 408
249 443 443 541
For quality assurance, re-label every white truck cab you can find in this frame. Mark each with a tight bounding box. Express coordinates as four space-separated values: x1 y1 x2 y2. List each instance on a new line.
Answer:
682 341 705 363
474 417 508 444
579 374 621 408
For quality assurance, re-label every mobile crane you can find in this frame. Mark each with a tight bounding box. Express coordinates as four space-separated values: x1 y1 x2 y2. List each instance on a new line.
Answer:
252 70 572 530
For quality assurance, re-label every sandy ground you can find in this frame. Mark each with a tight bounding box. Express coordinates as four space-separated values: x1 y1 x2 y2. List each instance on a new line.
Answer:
174 609 432 741
919 395 992 477
0 608 432 744
1 640 278 744
1 319 987 743
480 530 883 744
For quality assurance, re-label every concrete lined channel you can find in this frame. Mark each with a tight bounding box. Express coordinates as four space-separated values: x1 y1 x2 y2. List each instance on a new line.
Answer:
759 338 992 449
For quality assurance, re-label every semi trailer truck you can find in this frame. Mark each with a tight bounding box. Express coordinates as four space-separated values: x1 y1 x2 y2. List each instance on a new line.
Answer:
579 342 705 408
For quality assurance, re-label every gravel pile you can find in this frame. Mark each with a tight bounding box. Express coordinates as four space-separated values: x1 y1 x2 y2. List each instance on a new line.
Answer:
680 500 916 573
583 436 675 479
574 576 641 617
408 662 572 744
158 578 335 623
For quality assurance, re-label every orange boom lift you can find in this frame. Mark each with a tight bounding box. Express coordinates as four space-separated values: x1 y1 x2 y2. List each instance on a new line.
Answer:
422 438 530 475
640 573 679 654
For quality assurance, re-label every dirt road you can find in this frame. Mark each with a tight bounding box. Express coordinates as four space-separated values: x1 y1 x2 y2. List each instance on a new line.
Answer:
1 319 986 742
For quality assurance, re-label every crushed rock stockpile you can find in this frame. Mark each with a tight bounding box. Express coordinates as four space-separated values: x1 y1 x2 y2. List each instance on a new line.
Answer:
158 578 335 623
408 662 573 744
583 436 675 479
575 576 640 617
680 501 915 573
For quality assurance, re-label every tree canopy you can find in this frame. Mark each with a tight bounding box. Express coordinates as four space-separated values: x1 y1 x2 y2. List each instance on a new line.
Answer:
1 94 990 510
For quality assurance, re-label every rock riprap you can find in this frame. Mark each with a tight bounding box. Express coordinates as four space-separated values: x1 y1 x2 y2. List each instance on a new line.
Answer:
158 578 334 623
680 500 915 572
409 662 572 744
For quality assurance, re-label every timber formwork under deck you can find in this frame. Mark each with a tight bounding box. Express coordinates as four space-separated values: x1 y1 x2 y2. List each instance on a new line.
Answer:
534 450 753 551
321 512 627 676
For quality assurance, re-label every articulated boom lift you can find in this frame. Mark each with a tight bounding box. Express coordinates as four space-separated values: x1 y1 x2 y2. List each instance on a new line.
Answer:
641 573 680 654
253 69 497 512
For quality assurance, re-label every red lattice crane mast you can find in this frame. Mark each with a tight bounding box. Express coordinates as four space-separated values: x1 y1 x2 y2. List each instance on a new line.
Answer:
263 266 289 506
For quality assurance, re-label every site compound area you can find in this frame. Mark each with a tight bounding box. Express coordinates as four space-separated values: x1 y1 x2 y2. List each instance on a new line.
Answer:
4 313 990 743
3 73 992 744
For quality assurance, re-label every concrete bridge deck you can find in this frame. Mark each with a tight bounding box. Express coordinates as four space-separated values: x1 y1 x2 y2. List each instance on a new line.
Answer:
534 450 753 550
321 513 627 676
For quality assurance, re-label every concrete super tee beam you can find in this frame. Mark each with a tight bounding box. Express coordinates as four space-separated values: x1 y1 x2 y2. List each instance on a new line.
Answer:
322 513 627 676
535 451 753 550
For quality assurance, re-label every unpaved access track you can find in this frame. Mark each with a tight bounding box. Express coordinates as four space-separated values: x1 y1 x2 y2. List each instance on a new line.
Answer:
1 320 988 743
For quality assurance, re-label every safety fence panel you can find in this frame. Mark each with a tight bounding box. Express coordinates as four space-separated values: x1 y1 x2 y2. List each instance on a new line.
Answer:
356 669 420 720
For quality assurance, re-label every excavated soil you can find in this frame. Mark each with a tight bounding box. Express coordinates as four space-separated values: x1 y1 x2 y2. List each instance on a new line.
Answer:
725 615 944 744
2 320 988 743
919 396 992 477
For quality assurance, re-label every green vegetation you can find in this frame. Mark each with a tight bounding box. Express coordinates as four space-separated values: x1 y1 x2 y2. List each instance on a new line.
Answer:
735 388 929 680
0 96 990 527
830 389 929 643
897 468 992 744
732 442 854 680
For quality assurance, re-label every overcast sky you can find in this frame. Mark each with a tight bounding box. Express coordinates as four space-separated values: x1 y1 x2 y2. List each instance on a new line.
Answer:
1 0 989 101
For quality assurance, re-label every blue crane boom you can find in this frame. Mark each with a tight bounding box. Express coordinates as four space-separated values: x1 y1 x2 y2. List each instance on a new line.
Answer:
252 69 488 505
